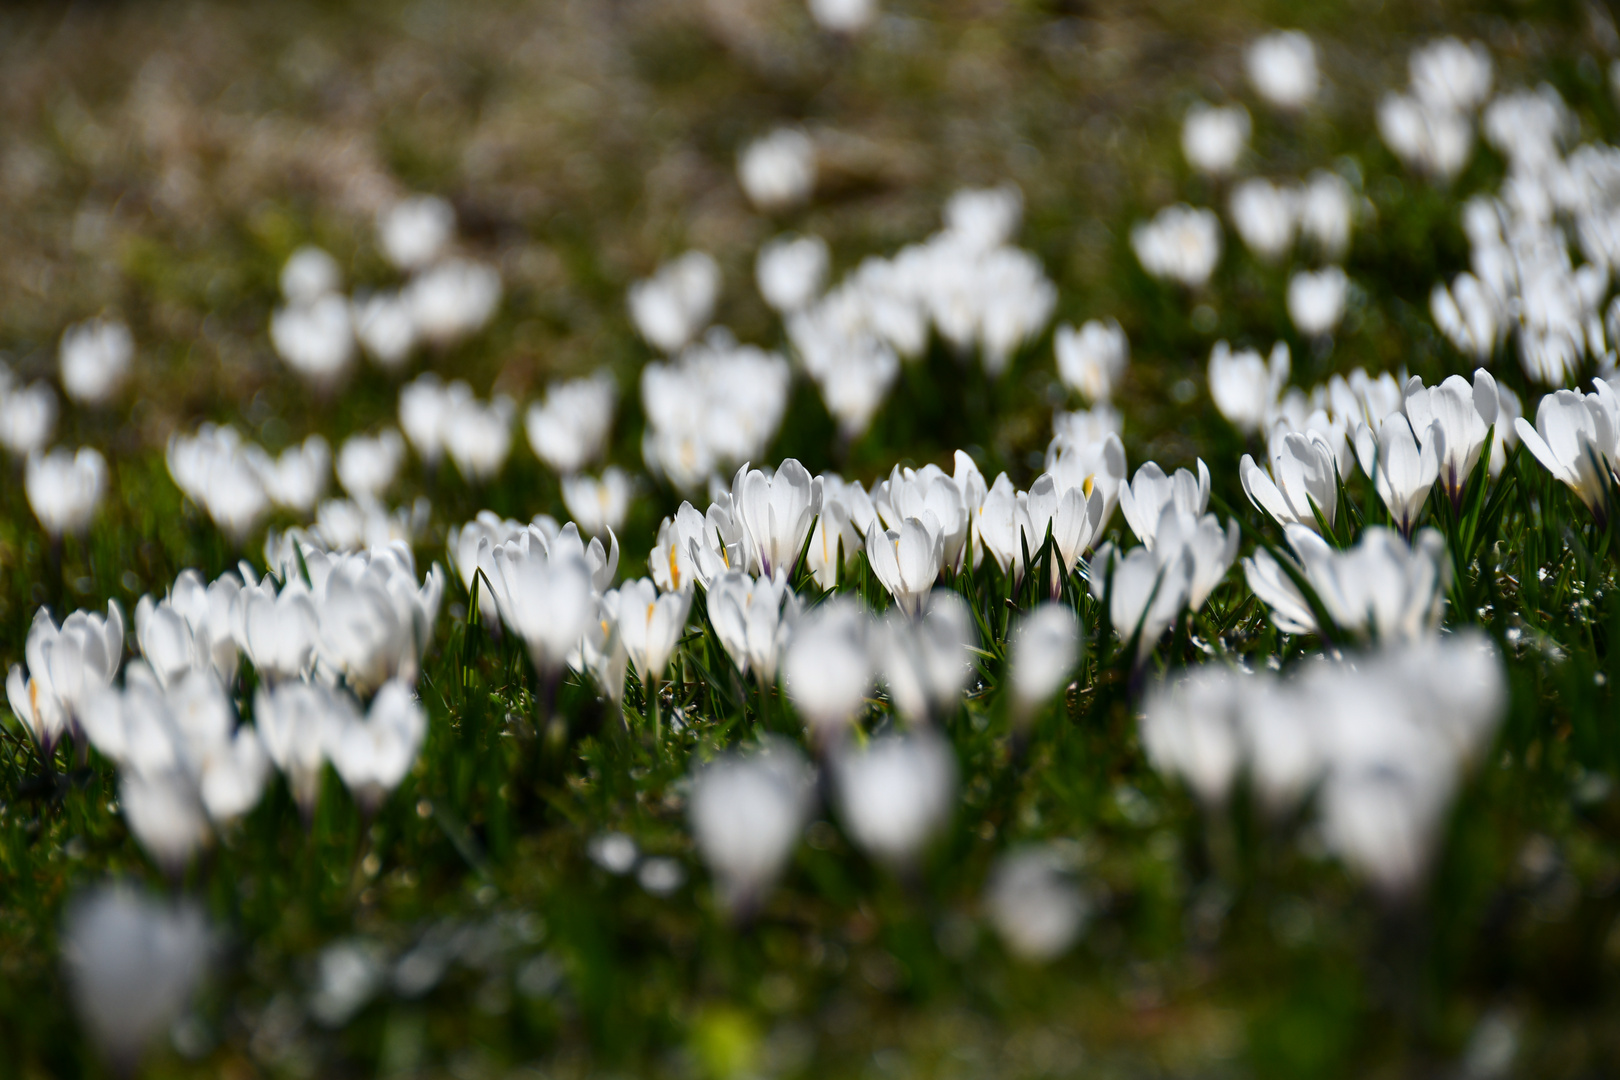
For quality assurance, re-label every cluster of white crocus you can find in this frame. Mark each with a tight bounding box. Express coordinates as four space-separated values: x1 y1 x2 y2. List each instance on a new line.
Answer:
640 329 791 491
738 127 816 212
26 445 108 537
167 424 330 540
1379 38 1492 183
785 186 1056 434
1246 524 1449 642
0 360 57 457
392 375 514 482
8 602 124 756
1090 460 1238 659
1229 172 1353 264
270 198 502 386
1428 82 1620 383
1131 204 1222 288
524 371 617 475
1245 30 1319 112
59 316 133 406
1141 631 1505 895
1181 102 1251 177
756 234 829 315
1515 378 1620 521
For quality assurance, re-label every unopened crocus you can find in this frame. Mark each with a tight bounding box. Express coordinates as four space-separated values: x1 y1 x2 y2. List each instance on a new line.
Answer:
562 467 633 538
615 578 693 685
1208 341 1288 434
337 429 406 501
1287 267 1349 337
867 518 945 617
326 680 426 813
1240 427 1339 532
1055 318 1129 404
734 458 820 581
707 571 798 682
1354 413 1440 535
756 234 829 313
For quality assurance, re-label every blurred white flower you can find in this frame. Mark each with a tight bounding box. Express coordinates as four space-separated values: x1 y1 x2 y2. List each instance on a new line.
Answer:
1089 543 1192 658
1298 171 1354 259
308 543 444 695
135 570 241 689
1431 274 1499 360
271 294 355 389
442 389 515 482
1140 664 1253 807
688 736 814 915
1209 340 1289 434
1154 508 1240 612
60 317 133 406
485 529 596 675
1246 30 1319 111
62 886 210 1073
1131 204 1221 287
233 574 319 683
27 445 106 536
708 571 799 681
1009 603 1080 714
1054 318 1128 404
326 680 426 813
526 371 617 475
448 510 527 621
337 429 406 501
255 678 354 816
0 376 57 456
1245 524 1449 641
629 252 720 354
1287 267 1349 337
877 590 975 724
399 373 456 465
7 601 123 756
833 728 956 867
378 195 456 271
280 245 342 304
311 496 430 553
1403 370 1499 506
352 291 418 370
406 258 501 346
985 845 1089 963
807 0 875 34
1119 460 1210 549
1229 178 1298 262
1181 102 1250 176
782 596 872 739
738 127 816 212
1410 38 1493 113
614 578 692 683
562 467 634 537
1378 93 1474 181
166 425 271 542
756 234 829 313
256 435 330 513
944 185 1024 252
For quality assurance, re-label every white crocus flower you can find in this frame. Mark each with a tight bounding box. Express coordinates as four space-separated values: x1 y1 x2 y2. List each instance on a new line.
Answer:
1487 382 1522 477
738 127 816 212
1245 525 1449 642
1287 267 1349 337
326 680 426 813
562 467 633 538
1378 93 1473 181
1209 341 1289 434
62 886 212 1074
270 294 355 389
1513 384 1620 519
1089 542 1194 658
1431 275 1499 360
1240 427 1339 531
805 499 862 591
233 575 319 682
629 252 720 354
1354 413 1440 535
1410 37 1493 113
1229 178 1298 263
378 195 455 271
255 679 355 818
1181 102 1250 176
7 601 123 755
351 291 418 370
1403 370 1500 506
1246 30 1318 111
1118 460 1210 549
973 473 1035 580
399 374 454 466
756 234 829 314
526 371 617 475
733 459 821 581
688 736 814 915
0 378 58 456
577 591 629 706
615 578 692 684
26 446 106 536
878 463 970 570
878 590 976 724
137 569 241 688
1009 603 1080 715
256 435 330 513
1023 473 1106 582
832 729 957 868
405 258 502 347
867 518 944 617
985 845 1089 963
1139 665 1247 807
1054 318 1129 404
336 429 405 501
310 545 444 695
280 246 341 303
1298 171 1354 260
782 597 872 740
707 571 799 681
60 317 133 406
485 532 596 675
441 391 515 482
1154 508 1240 612
1131 204 1222 288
